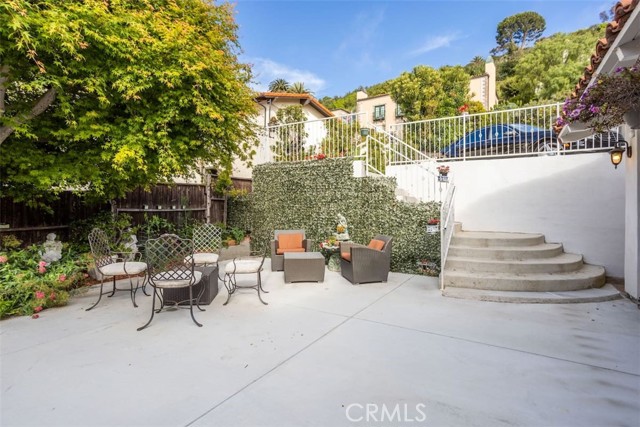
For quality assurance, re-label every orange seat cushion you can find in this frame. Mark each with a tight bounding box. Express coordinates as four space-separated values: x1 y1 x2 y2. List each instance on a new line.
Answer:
278 233 304 250
367 239 385 251
341 252 351 261
276 247 306 255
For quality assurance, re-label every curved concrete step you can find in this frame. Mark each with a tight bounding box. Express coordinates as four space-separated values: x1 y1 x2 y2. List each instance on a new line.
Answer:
442 284 621 304
451 231 545 247
445 253 584 274
448 243 564 260
442 264 606 291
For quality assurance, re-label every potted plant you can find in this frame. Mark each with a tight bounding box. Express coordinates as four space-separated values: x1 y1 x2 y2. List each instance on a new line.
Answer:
437 165 450 182
427 218 440 234
558 66 640 132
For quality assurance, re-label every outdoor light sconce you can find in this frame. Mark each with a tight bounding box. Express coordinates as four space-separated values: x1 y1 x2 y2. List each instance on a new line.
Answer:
609 141 632 169
360 128 370 137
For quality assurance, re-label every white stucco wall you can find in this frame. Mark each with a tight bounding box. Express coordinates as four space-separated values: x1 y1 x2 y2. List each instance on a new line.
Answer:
444 153 625 278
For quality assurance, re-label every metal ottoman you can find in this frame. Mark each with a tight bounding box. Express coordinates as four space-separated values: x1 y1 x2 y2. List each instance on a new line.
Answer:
284 252 325 283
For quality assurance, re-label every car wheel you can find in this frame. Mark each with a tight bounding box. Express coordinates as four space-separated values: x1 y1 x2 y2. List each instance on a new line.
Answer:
535 138 560 156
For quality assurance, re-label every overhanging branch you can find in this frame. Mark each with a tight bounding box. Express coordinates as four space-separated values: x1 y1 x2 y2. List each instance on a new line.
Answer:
0 86 57 146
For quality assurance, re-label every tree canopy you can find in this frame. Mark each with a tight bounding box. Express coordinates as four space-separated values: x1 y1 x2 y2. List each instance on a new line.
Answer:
493 11 546 54
498 24 605 105
389 65 470 121
0 0 258 205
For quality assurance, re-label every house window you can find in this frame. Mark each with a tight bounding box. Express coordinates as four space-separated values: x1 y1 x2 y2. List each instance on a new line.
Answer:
373 105 385 121
395 105 404 117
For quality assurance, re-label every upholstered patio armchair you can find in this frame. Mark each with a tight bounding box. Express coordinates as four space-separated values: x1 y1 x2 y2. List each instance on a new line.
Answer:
270 230 313 271
340 235 393 284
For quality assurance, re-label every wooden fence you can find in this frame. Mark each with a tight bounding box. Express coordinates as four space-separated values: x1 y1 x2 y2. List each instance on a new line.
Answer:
0 178 252 246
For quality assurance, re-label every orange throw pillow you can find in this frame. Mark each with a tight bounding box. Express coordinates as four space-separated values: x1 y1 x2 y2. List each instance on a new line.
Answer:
276 247 306 255
367 239 385 251
341 252 351 261
278 233 303 250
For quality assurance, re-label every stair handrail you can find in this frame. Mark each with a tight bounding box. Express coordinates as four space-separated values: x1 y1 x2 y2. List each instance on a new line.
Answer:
369 123 439 173
440 183 456 291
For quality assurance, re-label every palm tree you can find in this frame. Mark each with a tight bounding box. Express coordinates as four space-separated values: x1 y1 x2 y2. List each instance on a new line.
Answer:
268 78 290 92
288 82 313 95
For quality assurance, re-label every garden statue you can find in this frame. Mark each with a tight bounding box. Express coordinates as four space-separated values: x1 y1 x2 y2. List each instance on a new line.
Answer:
123 233 139 259
334 213 350 241
40 233 63 263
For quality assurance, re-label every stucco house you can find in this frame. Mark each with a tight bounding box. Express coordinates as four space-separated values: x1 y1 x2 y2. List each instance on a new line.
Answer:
355 59 498 131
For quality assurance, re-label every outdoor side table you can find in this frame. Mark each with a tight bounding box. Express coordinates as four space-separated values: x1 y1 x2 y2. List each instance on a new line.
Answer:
163 265 219 305
284 252 325 283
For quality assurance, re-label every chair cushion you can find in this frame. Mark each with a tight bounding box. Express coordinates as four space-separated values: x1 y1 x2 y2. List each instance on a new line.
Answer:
151 271 202 289
367 239 385 251
278 233 303 250
188 253 219 265
225 260 263 274
100 261 147 277
276 247 306 255
341 252 351 261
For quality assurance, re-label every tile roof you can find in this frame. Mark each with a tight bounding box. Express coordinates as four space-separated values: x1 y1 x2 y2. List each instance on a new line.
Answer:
555 0 639 132
254 92 334 117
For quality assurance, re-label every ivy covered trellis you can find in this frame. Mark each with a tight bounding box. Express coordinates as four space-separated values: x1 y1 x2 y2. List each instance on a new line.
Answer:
228 158 441 273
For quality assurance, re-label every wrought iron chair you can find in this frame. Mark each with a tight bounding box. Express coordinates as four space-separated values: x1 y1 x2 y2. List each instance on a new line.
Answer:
223 242 269 305
190 223 222 267
138 234 204 331
87 228 147 311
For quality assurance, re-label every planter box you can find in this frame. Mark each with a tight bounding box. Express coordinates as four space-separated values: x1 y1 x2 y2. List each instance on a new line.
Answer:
437 175 449 182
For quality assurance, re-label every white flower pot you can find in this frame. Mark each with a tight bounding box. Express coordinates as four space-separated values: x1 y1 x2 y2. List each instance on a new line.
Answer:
427 224 439 234
438 175 449 182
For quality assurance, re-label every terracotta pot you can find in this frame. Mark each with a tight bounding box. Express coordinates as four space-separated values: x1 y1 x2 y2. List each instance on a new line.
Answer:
226 239 237 246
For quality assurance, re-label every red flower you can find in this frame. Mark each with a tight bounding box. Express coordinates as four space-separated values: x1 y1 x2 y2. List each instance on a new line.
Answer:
34 306 43 313
35 291 45 299
316 153 327 160
49 292 56 301
0 255 8 263
58 274 66 282
427 218 440 225
458 104 469 112
32 314 40 319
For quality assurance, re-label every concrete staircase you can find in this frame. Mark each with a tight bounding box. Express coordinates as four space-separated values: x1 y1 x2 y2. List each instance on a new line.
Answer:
442 225 621 303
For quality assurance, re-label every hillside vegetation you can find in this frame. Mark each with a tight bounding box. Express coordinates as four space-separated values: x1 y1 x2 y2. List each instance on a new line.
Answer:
321 23 605 115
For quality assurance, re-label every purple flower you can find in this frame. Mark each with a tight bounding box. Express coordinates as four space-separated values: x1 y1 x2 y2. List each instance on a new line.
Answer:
589 105 600 114
615 67 625 74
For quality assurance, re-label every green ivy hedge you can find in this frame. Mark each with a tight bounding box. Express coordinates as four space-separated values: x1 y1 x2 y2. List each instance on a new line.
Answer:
228 158 440 273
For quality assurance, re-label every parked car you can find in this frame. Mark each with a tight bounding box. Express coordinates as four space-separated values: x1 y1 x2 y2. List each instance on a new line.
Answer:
440 124 559 158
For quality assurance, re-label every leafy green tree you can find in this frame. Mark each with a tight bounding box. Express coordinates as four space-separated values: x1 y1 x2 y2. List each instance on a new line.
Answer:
389 65 470 121
268 78 290 92
499 24 605 104
270 105 308 161
0 0 257 206
493 11 546 54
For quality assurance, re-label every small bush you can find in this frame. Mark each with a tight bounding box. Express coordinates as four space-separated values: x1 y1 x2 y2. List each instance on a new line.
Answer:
0 244 90 319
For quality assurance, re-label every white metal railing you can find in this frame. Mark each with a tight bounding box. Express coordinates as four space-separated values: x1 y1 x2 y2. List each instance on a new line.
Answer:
390 103 624 160
439 183 456 291
264 113 365 162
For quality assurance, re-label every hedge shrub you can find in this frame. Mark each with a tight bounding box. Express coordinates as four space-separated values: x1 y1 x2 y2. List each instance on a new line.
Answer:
228 158 440 273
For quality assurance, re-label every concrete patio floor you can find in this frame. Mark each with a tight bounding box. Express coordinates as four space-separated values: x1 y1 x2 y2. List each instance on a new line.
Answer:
1 261 639 427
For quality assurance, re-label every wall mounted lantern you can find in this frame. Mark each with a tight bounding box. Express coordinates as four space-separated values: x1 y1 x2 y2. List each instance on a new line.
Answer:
360 128 370 137
609 141 632 169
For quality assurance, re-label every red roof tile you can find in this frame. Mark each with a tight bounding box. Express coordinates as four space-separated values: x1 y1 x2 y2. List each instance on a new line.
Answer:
254 92 334 117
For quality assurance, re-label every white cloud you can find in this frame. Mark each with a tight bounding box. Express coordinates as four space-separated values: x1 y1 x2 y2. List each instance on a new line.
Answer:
408 33 462 57
248 57 326 94
335 8 386 68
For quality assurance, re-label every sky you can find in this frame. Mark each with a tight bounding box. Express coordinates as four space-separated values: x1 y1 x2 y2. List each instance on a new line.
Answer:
229 0 612 98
